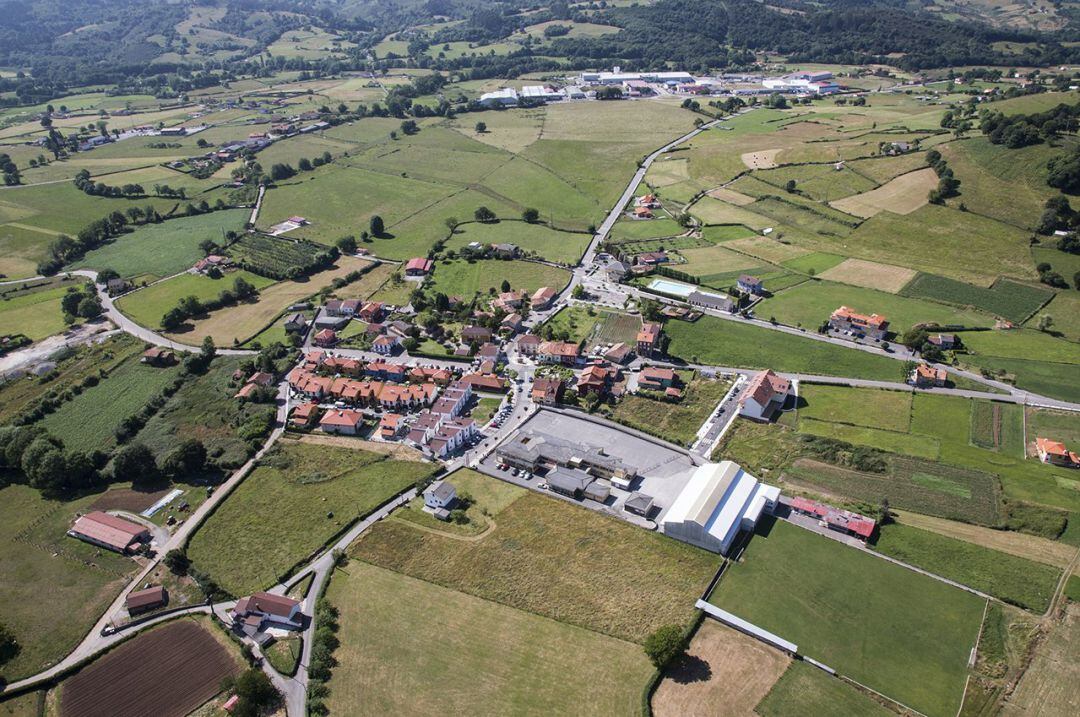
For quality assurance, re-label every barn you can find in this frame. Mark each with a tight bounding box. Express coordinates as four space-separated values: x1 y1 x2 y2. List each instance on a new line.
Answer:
660 461 780 554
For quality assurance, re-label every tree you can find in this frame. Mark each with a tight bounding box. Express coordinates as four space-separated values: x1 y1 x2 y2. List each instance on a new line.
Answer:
784 179 797 193
400 119 419 135
369 215 385 237
298 157 313 172
643 625 685 669
233 277 257 301
0 621 18 667
161 439 206 478
77 294 102 319
572 284 586 300
164 549 190 576
61 288 84 316
474 206 495 223
475 121 487 133
221 669 280 717
112 443 158 485
1037 314 1054 332
335 235 357 254
522 207 540 223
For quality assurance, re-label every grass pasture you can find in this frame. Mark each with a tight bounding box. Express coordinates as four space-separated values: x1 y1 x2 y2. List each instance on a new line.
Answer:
899 274 1052 323
186 440 433 595
71 209 249 279
40 356 180 452
426 258 569 300
0 278 86 341
709 518 984 717
325 562 653 716
0 484 139 681
799 385 912 433
872 523 1061 613
443 220 590 265
351 491 720 644
664 315 901 380
755 661 893 717
0 223 54 279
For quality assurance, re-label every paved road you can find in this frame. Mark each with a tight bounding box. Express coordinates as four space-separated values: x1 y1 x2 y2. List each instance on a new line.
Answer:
70 269 256 356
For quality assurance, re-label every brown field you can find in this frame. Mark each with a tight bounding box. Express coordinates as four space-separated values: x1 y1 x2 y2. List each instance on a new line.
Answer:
741 148 781 169
1001 604 1080 716
167 256 371 345
88 486 171 514
59 618 243 717
327 261 395 301
893 511 1078 569
706 187 756 206
817 258 918 293
723 236 810 263
292 433 424 461
830 167 938 218
652 620 790 717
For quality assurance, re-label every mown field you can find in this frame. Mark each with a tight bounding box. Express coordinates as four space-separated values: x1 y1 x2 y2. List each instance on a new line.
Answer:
799 384 912 433
40 356 181 452
755 661 893 717
187 440 433 595
0 484 138 681
325 562 654 716
115 269 275 329
664 315 902 380
443 220 590 265
71 209 249 281
0 277 90 341
709 518 984 717
425 258 569 299
351 491 720 644
872 523 1061 613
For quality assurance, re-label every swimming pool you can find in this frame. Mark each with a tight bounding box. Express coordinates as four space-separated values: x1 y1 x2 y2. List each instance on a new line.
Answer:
648 278 696 297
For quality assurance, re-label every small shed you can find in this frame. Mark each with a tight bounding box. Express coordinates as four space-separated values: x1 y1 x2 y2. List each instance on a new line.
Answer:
583 480 611 503
624 492 655 517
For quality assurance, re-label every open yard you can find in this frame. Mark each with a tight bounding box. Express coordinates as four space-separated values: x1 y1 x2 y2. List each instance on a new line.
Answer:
0 484 139 681
57 617 243 717
664 315 901 380
652 619 791 717
324 562 653 716
351 491 720 644
610 374 731 446
40 355 181 453
186 440 433 595
709 518 985 717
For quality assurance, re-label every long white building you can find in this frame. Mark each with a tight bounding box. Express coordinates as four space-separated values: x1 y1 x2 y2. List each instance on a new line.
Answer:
660 461 780 554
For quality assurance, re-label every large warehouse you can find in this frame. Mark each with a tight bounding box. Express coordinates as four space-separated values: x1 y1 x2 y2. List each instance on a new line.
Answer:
660 461 780 554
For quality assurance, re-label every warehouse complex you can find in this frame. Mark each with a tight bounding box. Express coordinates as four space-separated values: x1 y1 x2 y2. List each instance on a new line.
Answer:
660 461 780 554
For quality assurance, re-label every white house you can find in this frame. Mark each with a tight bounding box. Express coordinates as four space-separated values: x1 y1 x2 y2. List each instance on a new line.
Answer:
660 461 780 554
738 369 791 421
424 480 457 511
232 592 303 632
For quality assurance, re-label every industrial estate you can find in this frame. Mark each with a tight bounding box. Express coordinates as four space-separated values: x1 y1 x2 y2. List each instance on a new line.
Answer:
0 1 1079 716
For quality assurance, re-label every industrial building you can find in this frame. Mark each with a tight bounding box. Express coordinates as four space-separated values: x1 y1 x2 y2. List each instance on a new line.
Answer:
660 461 780 554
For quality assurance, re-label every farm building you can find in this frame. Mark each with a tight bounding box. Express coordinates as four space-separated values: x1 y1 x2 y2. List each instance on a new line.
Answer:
68 511 150 554
125 586 167 615
738 369 791 421
404 257 434 276
660 461 780 554
141 347 176 366
479 87 519 106
233 592 303 633
789 497 876 541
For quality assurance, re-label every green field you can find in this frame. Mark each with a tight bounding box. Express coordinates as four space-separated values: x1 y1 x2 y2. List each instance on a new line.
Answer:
351 491 719 644
664 315 902 380
443 221 590 265
426 258 569 299
898 274 1052 323
133 356 276 469
114 270 275 329
762 279 994 334
39 356 181 452
186 440 433 595
799 385 912 431
780 252 846 275
709 519 984 717
71 209 249 280
798 417 940 459
394 467 524 537
755 661 893 717
610 374 731 446
0 278 88 341
324 562 654 716
541 306 639 347
872 523 1061 613
0 484 138 680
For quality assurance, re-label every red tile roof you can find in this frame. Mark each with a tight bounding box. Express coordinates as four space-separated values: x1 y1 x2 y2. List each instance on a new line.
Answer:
70 511 148 552
741 369 790 407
